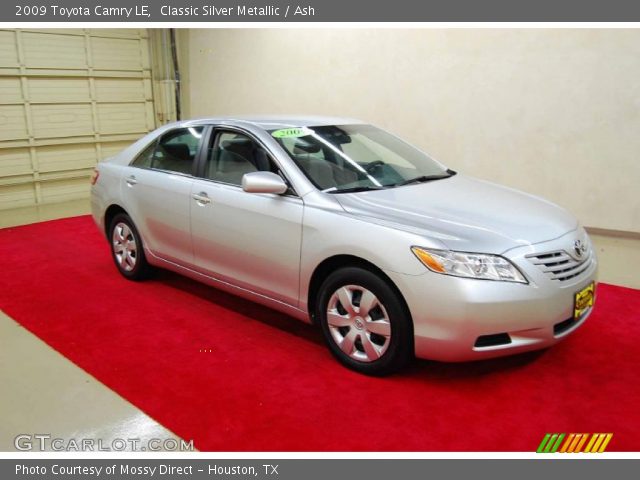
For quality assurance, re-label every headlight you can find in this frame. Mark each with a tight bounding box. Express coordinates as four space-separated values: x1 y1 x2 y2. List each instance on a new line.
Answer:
411 247 527 283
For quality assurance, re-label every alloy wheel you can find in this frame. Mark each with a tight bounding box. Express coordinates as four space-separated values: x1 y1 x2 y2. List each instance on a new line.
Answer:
112 222 137 272
326 285 392 362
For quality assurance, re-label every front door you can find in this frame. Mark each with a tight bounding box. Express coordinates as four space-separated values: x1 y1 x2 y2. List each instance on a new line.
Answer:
190 130 303 306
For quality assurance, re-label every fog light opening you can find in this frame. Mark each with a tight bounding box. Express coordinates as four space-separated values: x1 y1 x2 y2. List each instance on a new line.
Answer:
474 333 512 348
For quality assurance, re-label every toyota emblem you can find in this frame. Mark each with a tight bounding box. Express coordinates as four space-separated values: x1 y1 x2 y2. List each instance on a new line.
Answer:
574 239 587 258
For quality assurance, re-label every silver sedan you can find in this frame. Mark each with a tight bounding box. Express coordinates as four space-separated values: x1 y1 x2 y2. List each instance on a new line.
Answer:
91 116 597 375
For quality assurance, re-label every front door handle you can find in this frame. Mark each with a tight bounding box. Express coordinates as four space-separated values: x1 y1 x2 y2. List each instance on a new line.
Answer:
125 175 137 186
192 192 211 205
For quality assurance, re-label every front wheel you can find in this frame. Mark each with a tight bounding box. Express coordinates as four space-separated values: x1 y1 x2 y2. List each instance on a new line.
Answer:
316 267 413 375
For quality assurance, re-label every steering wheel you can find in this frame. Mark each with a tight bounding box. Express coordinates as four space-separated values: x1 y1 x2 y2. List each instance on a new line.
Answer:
365 160 385 172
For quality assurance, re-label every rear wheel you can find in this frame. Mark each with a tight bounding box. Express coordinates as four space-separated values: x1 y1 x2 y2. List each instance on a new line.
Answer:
109 213 152 280
316 267 412 375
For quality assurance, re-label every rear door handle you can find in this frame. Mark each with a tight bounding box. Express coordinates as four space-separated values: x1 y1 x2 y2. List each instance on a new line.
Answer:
192 192 211 205
125 175 137 186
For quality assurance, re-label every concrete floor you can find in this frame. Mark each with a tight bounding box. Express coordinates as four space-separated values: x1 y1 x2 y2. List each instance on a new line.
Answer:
0 199 638 452
0 200 187 452
0 311 186 452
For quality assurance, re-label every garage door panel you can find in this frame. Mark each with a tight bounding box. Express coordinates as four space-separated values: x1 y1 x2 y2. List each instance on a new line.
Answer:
0 77 23 104
0 147 31 177
88 29 146 39
37 144 97 173
22 32 87 69
29 78 91 104
40 177 90 204
0 31 18 67
100 141 132 160
31 104 94 138
26 29 85 36
139 38 151 70
0 29 157 209
94 78 147 102
97 103 148 135
0 183 35 209
92 37 143 71
0 105 28 141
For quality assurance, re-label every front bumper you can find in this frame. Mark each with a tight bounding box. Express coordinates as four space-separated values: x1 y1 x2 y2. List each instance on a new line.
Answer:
386 231 598 362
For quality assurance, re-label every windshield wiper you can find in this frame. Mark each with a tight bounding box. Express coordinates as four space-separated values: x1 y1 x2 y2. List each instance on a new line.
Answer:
326 185 386 194
394 169 457 187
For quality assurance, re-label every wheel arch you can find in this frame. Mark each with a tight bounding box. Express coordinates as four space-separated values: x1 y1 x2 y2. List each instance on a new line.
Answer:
306 254 414 337
104 204 128 234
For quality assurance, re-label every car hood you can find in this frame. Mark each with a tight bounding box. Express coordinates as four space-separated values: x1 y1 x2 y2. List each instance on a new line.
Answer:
334 174 578 254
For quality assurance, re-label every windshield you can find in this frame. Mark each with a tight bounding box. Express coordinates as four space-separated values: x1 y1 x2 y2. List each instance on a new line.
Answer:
271 124 452 192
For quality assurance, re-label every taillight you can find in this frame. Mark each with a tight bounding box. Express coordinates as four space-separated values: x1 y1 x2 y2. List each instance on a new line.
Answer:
90 168 100 185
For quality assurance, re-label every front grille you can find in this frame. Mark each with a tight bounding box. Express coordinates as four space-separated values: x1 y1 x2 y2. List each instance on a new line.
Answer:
526 249 592 282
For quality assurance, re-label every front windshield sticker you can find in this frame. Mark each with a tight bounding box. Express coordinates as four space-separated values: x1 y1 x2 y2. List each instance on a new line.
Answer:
271 127 314 138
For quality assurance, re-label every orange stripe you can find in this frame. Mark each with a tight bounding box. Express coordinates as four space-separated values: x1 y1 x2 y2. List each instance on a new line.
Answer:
574 433 589 453
598 434 613 453
568 434 582 453
584 434 598 453
559 434 575 453
591 434 606 453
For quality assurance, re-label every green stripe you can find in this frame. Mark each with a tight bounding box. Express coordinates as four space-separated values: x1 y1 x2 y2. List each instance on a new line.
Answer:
550 433 565 453
543 434 558 453
537 433 552 453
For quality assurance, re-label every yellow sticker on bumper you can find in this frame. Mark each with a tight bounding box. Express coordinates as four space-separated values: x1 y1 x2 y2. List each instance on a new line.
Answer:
574 282 595 320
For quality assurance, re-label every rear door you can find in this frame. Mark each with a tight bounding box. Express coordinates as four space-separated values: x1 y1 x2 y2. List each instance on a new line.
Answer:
189 128 304 306
121 126 205 265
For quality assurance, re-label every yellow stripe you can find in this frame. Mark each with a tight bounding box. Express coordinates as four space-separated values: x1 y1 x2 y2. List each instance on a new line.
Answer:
584 434 598 453
559 434 575 453
598 434 613 453
591 434 606 453
574 433 589 453
568 434 582 453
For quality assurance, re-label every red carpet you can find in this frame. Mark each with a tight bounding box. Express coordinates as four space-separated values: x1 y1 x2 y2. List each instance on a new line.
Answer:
1 216 639 451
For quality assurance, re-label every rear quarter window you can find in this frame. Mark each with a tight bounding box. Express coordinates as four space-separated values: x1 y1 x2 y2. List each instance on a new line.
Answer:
131 141 156 168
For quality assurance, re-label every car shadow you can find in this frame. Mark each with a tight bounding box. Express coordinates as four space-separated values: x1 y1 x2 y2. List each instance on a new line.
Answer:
152 269 324 346
152 268 546 379
403 350 546 381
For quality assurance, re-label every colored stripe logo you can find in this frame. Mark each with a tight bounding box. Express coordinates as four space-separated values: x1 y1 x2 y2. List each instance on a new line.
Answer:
536 433 613 453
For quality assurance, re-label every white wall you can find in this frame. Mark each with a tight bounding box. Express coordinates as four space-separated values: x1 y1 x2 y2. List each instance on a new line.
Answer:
183 29 640 233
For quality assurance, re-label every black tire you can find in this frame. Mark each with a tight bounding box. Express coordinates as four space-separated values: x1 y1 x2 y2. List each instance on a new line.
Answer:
108 213 152 281
316 267 412 376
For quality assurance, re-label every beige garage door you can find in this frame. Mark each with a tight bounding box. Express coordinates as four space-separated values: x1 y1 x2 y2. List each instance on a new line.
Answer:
0 29 156 210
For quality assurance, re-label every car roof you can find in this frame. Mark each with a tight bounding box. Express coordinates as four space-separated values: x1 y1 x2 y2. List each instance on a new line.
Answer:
178 115 365 131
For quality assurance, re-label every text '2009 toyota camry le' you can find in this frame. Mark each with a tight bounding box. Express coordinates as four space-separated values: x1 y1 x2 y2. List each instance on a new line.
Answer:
90 116 597 375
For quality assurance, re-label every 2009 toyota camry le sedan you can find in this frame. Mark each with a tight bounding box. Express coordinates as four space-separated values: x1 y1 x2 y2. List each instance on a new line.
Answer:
91 116 597 375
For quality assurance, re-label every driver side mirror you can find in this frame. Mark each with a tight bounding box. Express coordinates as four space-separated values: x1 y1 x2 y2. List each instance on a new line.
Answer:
242 171 288 195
